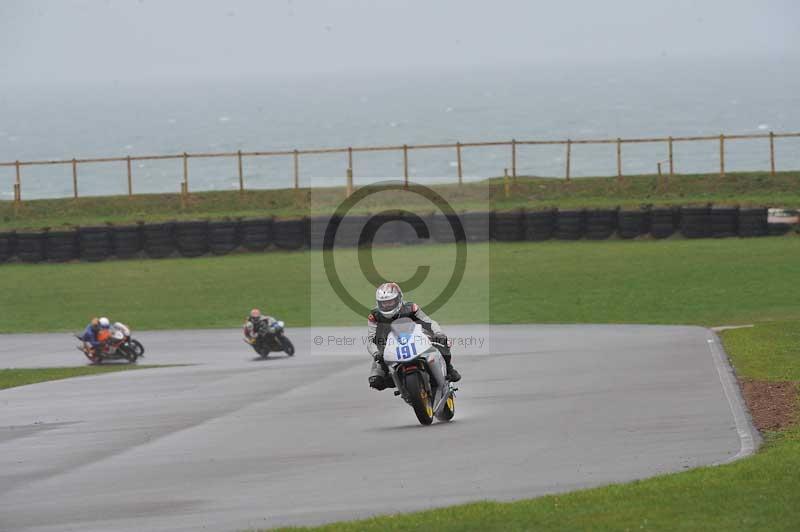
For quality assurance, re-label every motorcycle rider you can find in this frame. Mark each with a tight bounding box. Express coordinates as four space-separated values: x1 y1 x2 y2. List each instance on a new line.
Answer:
80 317 110 358
243 308 279 346
96 317 112 345
367 282 461 390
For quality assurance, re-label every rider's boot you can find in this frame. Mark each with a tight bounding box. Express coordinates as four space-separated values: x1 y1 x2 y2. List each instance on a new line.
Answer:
443 353 461 382
369 359 388 390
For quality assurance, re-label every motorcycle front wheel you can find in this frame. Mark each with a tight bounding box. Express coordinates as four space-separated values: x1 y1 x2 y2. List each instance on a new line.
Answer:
404 372 434 425
128 339 145 357
436 392 456 422
279 335 295 356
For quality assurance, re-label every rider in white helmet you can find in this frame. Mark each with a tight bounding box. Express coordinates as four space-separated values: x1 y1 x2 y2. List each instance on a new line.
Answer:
366 282 461 390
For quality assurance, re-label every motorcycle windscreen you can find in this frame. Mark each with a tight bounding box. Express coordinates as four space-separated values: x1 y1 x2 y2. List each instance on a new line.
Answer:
383 319 432 363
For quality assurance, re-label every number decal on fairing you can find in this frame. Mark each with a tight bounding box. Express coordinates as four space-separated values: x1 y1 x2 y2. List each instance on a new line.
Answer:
395 341 418 360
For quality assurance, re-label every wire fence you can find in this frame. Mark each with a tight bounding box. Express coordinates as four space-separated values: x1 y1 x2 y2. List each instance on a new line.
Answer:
1 131 798 202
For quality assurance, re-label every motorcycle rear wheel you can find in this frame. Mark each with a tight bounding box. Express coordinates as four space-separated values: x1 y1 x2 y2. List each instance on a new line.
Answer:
404 372 434 425
120 346 138 364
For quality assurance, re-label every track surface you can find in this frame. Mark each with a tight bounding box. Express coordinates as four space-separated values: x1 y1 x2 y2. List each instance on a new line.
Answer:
0 325 753 531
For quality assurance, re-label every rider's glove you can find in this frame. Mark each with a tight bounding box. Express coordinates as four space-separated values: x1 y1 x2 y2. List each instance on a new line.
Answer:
432 334 448 346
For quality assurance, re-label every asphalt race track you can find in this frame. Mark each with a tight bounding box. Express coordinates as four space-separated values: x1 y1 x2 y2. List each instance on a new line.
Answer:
0 325 757 532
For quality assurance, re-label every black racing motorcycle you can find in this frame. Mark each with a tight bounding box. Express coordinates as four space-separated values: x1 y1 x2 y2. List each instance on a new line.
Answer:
245 319 295 358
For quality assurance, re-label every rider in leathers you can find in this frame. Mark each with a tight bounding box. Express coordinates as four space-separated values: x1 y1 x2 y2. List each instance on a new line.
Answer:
244 308 278 349
367 282 461 390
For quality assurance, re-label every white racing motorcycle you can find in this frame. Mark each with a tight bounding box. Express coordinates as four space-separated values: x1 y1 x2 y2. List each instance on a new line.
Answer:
383 319 457 425
76 322 145 364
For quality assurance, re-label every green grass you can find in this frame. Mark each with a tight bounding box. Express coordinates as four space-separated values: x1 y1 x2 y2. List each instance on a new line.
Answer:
268 321 800 532
2 170 798 231
721 321 800 381
1 236 798 333
0 365 169 390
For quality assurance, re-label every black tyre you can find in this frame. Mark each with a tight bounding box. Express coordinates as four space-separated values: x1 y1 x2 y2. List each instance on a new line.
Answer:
680 206 712 239
430 213 463 244
404 371 434 425
113 225 143 259
768 223 792 236
555 210 585 240
435 392 456 422
309 215 339 249
650 208 676 239
737 208 768 237
711 207 738 238
491 211 525 241
45 231 79 262
524 210 555 241
174 221 209 257
142 223 176 258
272 218 306 250
399 212 430 245
585 209 617 240
280 335 295 356
16 233 46 263
128 339 145 357
78 227 113 262
0 232 16 262
120 345 138 363
618 210 648 239
462 211 490 242
335 215 366 248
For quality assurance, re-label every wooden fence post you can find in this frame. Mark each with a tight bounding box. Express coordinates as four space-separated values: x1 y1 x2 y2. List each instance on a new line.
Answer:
14 160 21 203
769 131 775 175
668 136 674 175
293 150 299 189
182 152 189 195
503 168 510 198
511 139 517 179
616 138 622 182
237 150 244 193
126 156 133 197
347 147 353 184
565 139 572 181
346 167 353 197
657 161 662 191
403 144 409 188
456 142 463 186
719 134 725 177
72 158 79 199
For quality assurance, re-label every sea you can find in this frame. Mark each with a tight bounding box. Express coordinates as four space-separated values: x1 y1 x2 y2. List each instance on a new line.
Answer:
1 55 799 199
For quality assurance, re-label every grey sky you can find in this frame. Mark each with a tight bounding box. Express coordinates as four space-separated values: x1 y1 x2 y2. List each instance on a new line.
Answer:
1 0 798 85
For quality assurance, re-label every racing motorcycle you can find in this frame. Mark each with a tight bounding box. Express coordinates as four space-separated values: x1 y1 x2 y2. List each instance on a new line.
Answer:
77 322 145 364
383 319 457 425
245 319 295 358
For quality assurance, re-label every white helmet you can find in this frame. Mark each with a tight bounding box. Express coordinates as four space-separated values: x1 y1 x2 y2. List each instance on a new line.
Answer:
375 282 403 318
98 317 110 329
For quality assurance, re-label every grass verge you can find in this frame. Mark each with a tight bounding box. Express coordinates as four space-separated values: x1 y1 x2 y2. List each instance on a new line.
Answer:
0 365 170 390
267 321 800 532
1 171 798 230
0 237 797 333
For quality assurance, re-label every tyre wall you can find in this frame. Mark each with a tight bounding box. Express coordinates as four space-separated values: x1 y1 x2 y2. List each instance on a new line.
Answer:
0 206 793 264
